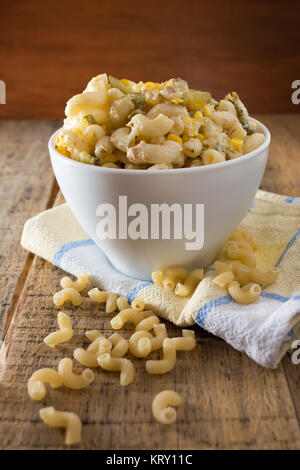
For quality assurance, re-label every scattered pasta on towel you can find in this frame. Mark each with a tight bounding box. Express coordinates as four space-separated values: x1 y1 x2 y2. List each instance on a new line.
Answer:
212 228 279 304
152 229 279 305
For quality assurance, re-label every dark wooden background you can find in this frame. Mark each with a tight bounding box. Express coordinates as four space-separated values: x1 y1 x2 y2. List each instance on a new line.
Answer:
0 0 300 118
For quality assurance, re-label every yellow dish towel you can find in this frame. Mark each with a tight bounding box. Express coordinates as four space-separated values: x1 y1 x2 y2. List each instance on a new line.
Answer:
21 190 300 369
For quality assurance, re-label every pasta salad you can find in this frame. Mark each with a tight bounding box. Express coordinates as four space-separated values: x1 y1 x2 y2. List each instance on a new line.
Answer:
55 74 265 169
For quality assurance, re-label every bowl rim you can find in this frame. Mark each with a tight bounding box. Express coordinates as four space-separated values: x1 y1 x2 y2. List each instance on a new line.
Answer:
49 118 271 175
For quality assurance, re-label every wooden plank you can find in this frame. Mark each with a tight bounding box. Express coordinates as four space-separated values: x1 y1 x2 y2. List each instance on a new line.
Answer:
258 114 300 444
257 114 300 196
0 120 60 338
1 1 300 118
282 354 300 429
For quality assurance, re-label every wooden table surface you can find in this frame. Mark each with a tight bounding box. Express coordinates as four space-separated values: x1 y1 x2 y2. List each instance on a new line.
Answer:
0 115 300 450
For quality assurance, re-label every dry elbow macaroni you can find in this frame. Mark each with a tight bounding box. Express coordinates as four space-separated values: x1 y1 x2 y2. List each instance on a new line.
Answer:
56 74 265 169
97 353 134 386
28 368 63 401
109 332 129 357
135 313 160 331
228 281 261 304
117 296 130 311
146 338 177 374
212 228 279 304
175 269 204 296
110 308 144 330
60 271 89 292
74 331 112 367
53 287 82 307
152 266 203 297
88 287 118 313
39 407 82 445
44 312 73 347
129 330 153 357
152 391 182 425
171 330 196 351
58 358 95 390
131 297 145 312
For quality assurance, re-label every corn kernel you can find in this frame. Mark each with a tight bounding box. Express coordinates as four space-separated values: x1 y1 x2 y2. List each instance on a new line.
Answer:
102 154 118 164
144 81 156 89
195 133 205 141
229 138 243 150
55 144 70 158
188 100 206 111
120 79 130 86
194 111 204 124
167 134 183 145
232 91 239 100
171 97 184 104
203 105 211 117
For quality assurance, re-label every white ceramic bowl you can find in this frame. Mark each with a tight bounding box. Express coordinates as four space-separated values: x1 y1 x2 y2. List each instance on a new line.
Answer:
49 120 270 280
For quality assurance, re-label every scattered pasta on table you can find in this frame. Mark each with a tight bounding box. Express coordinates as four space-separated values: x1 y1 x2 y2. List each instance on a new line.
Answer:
152 391 182 425
27 227 280 444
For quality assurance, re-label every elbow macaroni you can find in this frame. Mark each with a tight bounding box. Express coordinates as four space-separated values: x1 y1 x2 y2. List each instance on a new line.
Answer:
175 269 204 297
228 281 261 304
88 288 118 313
162 266 188 291
146 338 176 374
28 369 63 401
135 314 160 332
39 407 82 445
97 353 134 386
110 308 144 330
117 296 130 311
44 312 73 347
58 358 95 390
152 266 203 297
212 229 279 304
74 333 112 368
171 330 196 351
60 271 89 292
152 391 182 425
129 330 153 357
53 288 82 307
109 332 129 358
131 297 145 312
226 240 256 267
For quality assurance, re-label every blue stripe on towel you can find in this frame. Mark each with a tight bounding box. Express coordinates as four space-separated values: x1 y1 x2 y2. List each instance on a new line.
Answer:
260 292 300 302
196 291 300 329
285 196 295 203
275 228 300 267
127 282 153 303
196 295 232 328
54 238 95 267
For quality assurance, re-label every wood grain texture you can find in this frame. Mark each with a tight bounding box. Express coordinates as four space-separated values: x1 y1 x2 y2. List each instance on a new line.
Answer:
1 257 300 450
0 0 300 118
0 120 60 338
0 116 299 449
258 114 300 196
